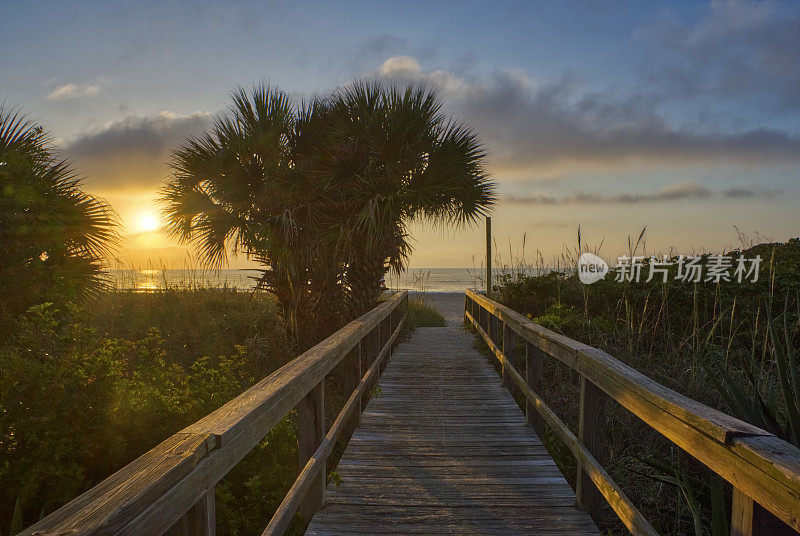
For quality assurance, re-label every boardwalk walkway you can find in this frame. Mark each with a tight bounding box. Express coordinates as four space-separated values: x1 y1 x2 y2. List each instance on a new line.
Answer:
306 324 598 535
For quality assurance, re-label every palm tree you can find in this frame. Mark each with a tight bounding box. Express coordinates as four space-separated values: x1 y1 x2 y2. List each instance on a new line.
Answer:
161 86 342 352
0 106 117 331
324 81 495 314
161 81 495 348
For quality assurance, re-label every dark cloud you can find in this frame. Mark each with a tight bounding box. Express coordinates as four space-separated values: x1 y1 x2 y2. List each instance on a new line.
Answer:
447 72 800 173
66 111 210 159
377 62 800 175
640 1 800 107
504 181 780 205
64 111 210 190
723 185 782 198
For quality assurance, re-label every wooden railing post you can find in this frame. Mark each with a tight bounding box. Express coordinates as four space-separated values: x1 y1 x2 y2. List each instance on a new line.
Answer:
502 323 516 389
378 318 387 373
525 341 544 437
486 216 492 296
730 491 791 536
355 341 362 418
345 341 362 438
166 487 216 536
489 313 498 345
298 381 325 519
731 488 754 536
577 376 607 517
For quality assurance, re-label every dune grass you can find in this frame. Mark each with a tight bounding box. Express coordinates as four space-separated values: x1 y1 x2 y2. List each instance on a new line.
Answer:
407 298 447 327
486 237 800 535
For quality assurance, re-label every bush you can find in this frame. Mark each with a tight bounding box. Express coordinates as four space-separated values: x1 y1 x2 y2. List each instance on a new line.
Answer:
0 290 290 535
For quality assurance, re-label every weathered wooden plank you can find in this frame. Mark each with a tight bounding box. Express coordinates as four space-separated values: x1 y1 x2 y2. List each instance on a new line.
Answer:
307 326 597 535
467 310 658 536
263 313 407 535
308 504 598 535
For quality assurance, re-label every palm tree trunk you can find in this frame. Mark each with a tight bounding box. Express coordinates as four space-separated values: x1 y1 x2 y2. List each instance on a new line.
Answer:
346 251 388 316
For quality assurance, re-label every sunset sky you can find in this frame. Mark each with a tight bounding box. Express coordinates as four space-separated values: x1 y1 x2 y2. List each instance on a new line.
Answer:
2 0 799 268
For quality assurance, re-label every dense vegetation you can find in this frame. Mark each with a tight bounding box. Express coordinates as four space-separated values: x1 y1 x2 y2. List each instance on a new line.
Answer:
0 289 298 536
489 238 800 535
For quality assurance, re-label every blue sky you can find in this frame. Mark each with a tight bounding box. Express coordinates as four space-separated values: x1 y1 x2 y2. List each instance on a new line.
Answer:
2 0 799 267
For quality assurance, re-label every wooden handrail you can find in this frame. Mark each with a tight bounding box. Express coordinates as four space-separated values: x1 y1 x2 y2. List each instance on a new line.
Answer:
20 291 409 536
465 289 800 535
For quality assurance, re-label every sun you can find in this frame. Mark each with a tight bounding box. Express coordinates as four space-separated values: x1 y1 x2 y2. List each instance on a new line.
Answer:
136 212 160 233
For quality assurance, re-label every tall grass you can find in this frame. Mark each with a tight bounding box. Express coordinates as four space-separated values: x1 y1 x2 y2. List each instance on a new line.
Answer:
487 229 800 535
407 299 447 327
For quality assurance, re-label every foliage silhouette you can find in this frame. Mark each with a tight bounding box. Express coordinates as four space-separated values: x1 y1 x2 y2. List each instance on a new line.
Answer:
0 106 117 333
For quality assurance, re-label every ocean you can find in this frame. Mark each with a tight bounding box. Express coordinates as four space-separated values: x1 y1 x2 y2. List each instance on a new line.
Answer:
109 268 488 293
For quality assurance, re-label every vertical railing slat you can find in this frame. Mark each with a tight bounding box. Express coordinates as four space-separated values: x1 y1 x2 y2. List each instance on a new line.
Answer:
165 488 215 536
525 341 544 437
576 377 607 516
298 382 325 520
502 323 516 389
731 488 754 536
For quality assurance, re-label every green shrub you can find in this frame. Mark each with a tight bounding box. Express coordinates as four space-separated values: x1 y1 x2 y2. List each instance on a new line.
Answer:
0 290 290 535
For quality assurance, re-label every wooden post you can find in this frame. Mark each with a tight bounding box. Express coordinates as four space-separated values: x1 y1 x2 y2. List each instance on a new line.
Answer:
731 488 754 536
502 323 516 389
355 341 362 419
379 318 388 373
390 309 397 348
166 488 216 536
525 341 544 436
577 376 607 517
298 382 325 519
346 342 362 437
486 216 492 296
490 315 499 346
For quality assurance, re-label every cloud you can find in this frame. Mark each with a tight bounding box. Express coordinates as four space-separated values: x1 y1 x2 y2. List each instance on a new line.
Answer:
64 111 211 190
372 55 800 176
723 185 782 198
380 56 422 76
47 83 102 101
640 0 800 106
503 181 777 205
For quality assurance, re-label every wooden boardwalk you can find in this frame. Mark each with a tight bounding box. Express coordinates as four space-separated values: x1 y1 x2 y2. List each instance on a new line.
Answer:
20 291 800 536
306 326 598 535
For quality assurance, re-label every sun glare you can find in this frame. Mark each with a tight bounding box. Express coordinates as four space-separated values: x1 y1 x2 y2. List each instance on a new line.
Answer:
136 212 159 233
